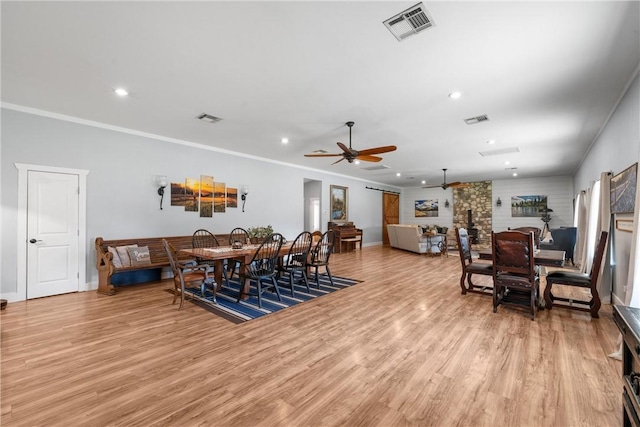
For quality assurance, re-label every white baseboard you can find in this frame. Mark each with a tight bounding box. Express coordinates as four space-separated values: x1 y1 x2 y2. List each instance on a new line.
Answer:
0 292 21 303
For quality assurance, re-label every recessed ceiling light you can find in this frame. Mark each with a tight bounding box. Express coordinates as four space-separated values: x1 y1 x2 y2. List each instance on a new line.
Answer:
421 180 426 185
448 91 462 99
114 88 129 97
512 172 518 177
281 138 289 144
504 161 510 165
396 172 401 177
486 139 496 144
354 160 360 165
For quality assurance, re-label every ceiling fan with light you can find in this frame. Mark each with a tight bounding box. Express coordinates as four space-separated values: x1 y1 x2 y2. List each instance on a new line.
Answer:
304 121 397 165
423 168 471 189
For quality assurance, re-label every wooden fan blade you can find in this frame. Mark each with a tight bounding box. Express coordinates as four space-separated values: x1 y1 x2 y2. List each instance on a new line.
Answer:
356 155 383 162
356 145 397 156
304 153 343 158
332 157 346 165
337 142 352 155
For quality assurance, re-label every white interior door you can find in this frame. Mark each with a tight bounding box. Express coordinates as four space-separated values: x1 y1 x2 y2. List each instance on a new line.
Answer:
27 171 80 299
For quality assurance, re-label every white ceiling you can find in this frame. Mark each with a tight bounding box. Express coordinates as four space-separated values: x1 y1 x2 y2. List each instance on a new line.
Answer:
2 1 639 187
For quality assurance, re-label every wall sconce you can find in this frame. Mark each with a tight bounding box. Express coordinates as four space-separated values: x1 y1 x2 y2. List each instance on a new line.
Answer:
240 185 249 212
496 197 502 207
444 199 450 208
156 175 168 210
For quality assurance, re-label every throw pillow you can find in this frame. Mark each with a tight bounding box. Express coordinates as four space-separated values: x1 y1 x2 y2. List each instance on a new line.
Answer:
116 244 138 267
127 246 152 266
108 246 123 268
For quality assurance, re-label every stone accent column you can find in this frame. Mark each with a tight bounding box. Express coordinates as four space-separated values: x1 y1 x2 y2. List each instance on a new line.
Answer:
453 181 493 249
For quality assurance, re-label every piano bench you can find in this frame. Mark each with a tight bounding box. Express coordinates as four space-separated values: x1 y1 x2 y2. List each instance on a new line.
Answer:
341 237 361 253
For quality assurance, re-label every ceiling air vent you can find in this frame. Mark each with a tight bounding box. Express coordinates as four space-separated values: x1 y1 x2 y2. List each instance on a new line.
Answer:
479 147 520 157
197 113 222 124
362 164 391 171
312 149 328 154
384 2 435 42
464 114 490 125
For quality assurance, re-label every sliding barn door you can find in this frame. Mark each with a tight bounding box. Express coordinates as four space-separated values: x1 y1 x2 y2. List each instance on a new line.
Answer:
382 192 400 245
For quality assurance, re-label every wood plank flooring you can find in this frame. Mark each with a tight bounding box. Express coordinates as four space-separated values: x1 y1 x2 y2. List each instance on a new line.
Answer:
1 245 622 426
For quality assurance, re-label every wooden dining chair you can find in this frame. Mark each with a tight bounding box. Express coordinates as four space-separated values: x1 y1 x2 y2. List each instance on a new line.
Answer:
236 233 284 308
163 239 216 309
492 230 540 320
543 231 608 318
228 227 250 281
277 231 313 297
307 230 336 288
192 229 228 285
455 227 493 295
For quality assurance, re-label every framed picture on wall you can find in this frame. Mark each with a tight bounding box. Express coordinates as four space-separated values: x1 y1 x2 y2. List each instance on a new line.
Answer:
415 199 438 217
611 162 637 214
330 185 348 222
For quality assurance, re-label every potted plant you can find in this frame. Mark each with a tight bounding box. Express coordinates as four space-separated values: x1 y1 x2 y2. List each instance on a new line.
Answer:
247 225 274 243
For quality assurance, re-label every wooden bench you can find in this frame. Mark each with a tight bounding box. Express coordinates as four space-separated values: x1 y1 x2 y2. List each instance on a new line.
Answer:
95 234 231 295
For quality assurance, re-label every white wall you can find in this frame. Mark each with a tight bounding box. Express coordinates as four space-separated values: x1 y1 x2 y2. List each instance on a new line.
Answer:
492 176 574 232
1 108 399 298
400 176 573 233
401 187 454 228
573 70 640 304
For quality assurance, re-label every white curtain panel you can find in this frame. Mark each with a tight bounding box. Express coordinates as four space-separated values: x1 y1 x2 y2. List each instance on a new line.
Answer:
576 188 591 272
573 190 588 267
595 172 612 298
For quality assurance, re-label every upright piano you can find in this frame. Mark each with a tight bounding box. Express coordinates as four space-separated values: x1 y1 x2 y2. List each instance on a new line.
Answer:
328 222 363 253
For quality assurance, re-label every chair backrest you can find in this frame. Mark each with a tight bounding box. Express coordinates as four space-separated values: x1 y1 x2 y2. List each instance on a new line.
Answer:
310 230 335 265
229 227 249 247
162 239 180 279
510 227 541 244
192 229 220 249
492 230 536 280
284 231 313 268
589 231 609 283
246 233 284 277
455 227 473 265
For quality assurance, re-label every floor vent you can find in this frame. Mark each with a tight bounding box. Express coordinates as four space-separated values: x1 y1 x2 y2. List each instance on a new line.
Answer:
197 113 222 124
384 3 435 42
479 147 520 157
464 114 490 125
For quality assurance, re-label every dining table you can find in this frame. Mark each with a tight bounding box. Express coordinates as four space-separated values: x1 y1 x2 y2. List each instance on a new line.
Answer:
477 248 566 267
181 242 293 300
477 247 566 309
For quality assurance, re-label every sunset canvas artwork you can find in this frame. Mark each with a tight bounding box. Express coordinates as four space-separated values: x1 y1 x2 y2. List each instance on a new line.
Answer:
200 175 214 217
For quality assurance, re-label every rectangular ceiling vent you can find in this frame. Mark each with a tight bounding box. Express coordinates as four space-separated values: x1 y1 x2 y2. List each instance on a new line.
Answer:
479 147 520 157
464 114 490 125
384 3 435 42
312 149 328 154
362 164 391 171
197 113 222 124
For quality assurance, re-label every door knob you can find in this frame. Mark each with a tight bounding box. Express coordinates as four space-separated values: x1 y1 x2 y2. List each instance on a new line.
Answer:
29 239 42 244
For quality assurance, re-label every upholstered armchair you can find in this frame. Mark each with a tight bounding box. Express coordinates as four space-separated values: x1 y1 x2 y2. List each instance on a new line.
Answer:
539 227 577 265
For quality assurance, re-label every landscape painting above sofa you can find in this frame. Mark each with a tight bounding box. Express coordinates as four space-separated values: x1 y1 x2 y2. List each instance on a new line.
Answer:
415 199 438 217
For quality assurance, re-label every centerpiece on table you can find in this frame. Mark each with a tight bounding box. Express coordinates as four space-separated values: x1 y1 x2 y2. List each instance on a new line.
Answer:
247 225 274 244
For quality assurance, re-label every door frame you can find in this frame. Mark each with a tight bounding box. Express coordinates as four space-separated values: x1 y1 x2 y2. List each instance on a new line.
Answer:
15 163 89 302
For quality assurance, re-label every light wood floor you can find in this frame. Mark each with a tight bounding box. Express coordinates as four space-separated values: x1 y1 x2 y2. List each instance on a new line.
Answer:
1 245 622 426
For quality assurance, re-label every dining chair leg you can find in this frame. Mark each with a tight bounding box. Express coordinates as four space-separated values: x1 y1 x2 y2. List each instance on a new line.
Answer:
257 279 263 309
325 266 335 287
302 270 310 293
272 277 282 302
460 272 467 295
313 267 320 288
289 273 296 297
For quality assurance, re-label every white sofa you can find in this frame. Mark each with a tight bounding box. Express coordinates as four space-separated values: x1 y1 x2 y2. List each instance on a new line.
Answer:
387 224 444 254
387 224 429 254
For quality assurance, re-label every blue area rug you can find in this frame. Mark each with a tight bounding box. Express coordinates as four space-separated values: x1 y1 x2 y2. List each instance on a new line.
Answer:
181 274 362 323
